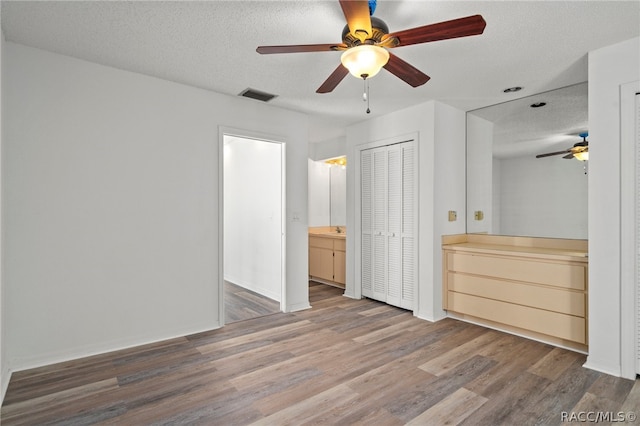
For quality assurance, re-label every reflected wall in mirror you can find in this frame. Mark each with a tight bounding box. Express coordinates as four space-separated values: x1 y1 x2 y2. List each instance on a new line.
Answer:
308 157 346 227
466 82 588 239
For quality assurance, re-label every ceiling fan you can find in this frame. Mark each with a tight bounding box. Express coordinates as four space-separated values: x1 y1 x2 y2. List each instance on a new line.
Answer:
256 0 487 93
535 133 589 161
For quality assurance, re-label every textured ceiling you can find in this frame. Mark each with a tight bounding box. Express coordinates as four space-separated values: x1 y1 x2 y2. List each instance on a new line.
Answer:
2 1 639 144
471 82 588 159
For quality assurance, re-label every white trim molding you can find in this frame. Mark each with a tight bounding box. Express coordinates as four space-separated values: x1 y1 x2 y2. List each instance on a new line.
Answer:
620 81 640 379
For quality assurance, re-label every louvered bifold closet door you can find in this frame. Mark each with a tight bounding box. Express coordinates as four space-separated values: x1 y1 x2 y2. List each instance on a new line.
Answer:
361 150 373 297
372 148 388 302
386 146 403 307
360 141 416 310
400 144 416 309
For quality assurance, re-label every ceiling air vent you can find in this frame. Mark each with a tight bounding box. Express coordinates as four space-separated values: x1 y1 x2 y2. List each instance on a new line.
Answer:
238 88 277 102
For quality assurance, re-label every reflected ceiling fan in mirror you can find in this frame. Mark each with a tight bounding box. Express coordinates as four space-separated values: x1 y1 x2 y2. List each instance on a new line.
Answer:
256 0 487 95
535 133 589 161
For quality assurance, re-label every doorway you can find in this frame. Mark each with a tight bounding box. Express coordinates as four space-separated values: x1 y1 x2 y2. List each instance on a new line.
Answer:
222 133 285 324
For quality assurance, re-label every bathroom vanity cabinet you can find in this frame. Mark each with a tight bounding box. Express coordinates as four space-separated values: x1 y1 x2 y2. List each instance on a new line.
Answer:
309 229 346 287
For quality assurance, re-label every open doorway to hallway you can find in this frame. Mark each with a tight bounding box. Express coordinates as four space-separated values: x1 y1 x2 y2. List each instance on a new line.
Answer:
222 134 285 324
224 281 280 323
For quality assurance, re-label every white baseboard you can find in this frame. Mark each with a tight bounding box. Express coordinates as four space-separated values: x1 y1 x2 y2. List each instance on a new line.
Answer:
416 310 438 322
224 276 280 302
8 321 221 374
1 367 11 405
287 302 312 313
583 358 623 378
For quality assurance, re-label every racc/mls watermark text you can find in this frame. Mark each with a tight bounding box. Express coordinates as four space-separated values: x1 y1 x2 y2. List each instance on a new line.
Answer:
561 411 637 423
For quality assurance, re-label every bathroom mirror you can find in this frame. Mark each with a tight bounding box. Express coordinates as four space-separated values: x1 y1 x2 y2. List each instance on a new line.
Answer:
466 82 588 239
329 165 346 227
308 158 346 228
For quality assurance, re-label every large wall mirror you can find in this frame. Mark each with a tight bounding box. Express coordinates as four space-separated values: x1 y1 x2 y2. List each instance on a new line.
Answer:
466 82 588 239
308 158 346 227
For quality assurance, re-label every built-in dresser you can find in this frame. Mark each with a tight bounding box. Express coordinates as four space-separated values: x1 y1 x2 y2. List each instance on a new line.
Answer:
442 234 588 353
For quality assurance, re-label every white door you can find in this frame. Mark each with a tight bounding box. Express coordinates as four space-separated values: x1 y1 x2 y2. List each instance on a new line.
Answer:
372 148 388 302
361 141 416 310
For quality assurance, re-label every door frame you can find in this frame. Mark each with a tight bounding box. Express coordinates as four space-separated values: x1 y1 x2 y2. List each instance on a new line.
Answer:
218 126 286 327
620 82 640 378
353 132 419 313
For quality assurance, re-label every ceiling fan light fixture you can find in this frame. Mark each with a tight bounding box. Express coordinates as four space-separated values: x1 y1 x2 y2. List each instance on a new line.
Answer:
573 151 589 161
340 45 389 79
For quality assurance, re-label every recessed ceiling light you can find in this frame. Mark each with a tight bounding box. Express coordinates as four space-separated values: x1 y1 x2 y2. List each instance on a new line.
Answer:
530 102 547 108
503 86 523 93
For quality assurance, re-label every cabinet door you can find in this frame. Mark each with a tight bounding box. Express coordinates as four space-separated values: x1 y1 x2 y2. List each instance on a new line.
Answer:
334 249 346 285
309 246 334 281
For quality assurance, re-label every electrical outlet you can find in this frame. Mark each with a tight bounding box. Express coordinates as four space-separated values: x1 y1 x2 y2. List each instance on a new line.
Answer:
448 211 457 221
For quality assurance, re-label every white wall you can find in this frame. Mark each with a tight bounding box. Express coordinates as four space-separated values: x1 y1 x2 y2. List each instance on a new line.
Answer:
497 155 588 239
224 137 282 301
433 103 468 318
346 100 466 321
466 114 494 234
309 136 346 161
3 42 309 372
586 36 640 377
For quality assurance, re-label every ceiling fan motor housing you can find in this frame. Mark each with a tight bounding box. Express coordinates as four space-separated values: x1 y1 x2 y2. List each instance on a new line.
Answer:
342 16 390 46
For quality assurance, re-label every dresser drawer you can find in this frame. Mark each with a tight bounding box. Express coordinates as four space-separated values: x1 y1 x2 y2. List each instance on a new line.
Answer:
309 236 334 250
448 273 585 317
448 291 586 344
447 252 586 290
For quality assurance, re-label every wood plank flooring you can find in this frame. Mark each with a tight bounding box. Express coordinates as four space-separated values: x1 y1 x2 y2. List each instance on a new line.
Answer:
225 281 280 324
2 282 638 425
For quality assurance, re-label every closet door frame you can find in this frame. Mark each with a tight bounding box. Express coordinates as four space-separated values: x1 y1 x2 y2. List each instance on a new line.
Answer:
354 133 419 313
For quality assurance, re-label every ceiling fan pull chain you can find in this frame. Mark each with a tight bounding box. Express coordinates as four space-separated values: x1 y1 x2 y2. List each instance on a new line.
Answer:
363 78 367 102
365 78 371 114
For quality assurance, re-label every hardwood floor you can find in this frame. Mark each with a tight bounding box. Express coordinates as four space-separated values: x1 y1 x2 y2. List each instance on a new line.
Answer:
2 282 638 425
225 281 280 324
